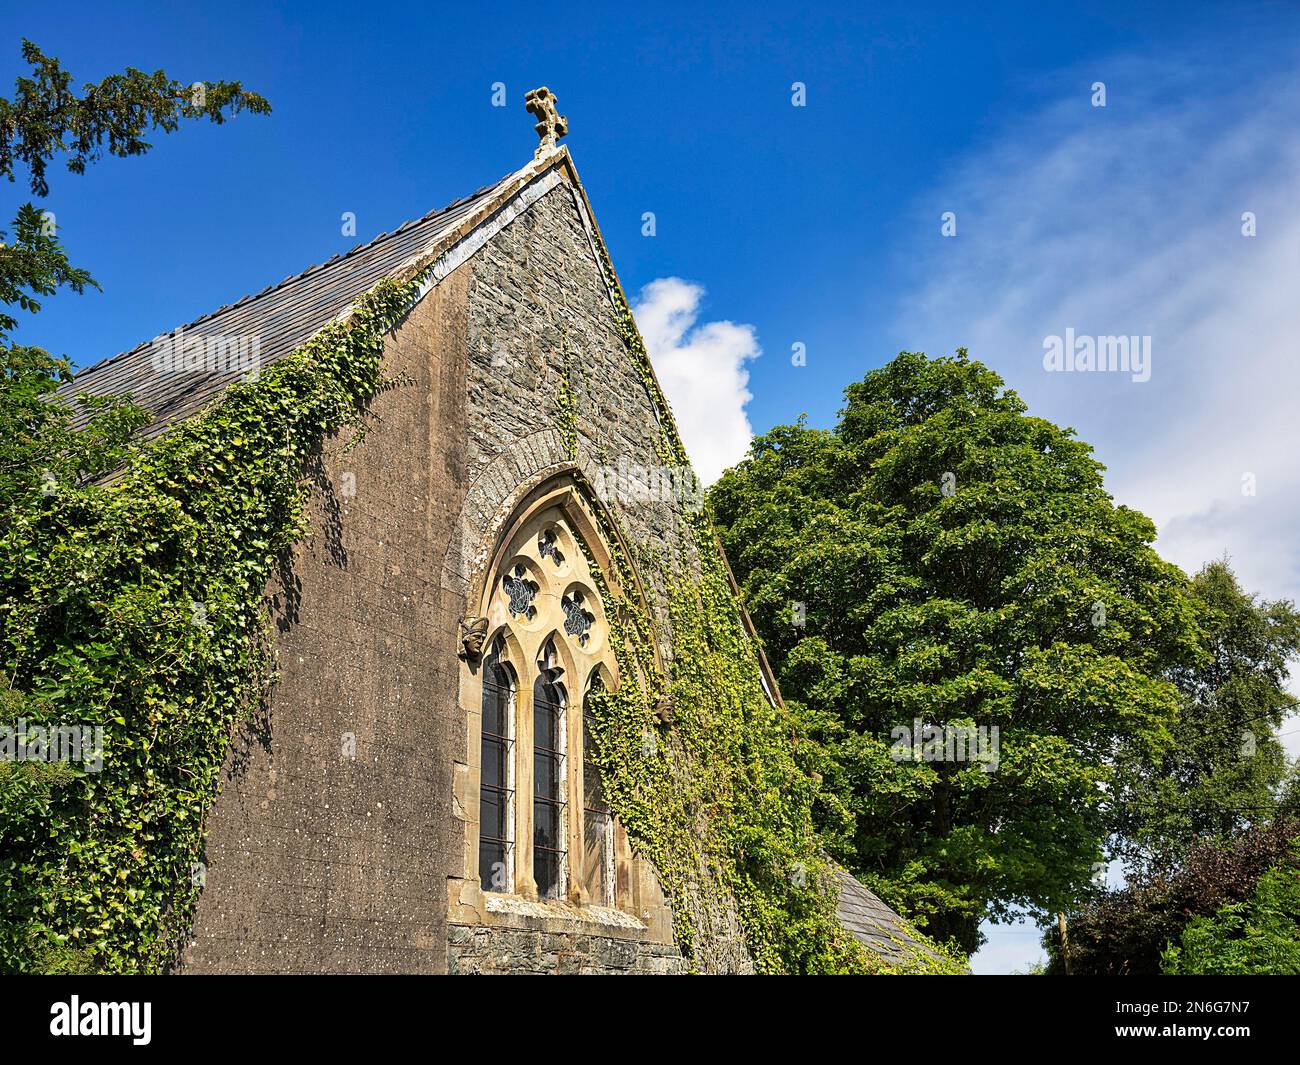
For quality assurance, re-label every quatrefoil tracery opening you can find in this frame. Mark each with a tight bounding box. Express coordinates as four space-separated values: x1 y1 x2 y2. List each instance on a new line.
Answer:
562 589 595 647
503 564 538 620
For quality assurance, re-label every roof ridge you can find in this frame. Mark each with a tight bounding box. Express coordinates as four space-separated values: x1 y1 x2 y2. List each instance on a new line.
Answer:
71 173 516 380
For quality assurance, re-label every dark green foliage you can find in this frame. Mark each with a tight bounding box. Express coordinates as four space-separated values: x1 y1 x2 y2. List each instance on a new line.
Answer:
1161 840 1300 974
1110 561 1300 872
1046 818 1300 975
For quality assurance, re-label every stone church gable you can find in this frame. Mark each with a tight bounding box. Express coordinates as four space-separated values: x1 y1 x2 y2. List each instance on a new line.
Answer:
164 152 747 974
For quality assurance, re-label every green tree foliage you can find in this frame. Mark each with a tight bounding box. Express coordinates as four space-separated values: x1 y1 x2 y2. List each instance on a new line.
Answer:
709 351 1203 952
0 39 270 198
1110 561 1300 872
1046 818 1299 975
1277 766 1300 821
1161 841 1300 975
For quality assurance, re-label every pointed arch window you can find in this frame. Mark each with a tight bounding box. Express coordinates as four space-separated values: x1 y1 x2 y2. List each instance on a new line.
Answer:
533 638 568 899
463 500 635 912
479 637 516 892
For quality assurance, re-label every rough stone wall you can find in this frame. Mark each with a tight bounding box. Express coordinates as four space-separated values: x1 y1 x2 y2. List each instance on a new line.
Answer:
448 924 686 975
465 187 689 562
461 183 752 973
178 271 473 974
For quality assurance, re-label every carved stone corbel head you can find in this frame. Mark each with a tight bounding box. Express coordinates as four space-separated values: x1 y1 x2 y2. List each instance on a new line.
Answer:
459 616 489 660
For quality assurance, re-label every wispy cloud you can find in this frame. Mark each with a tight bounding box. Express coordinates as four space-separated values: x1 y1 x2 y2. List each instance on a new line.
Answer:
633 277 760 485
895 47 1300 662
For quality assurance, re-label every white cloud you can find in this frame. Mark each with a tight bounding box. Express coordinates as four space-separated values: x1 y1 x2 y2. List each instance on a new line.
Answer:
632 277 760 485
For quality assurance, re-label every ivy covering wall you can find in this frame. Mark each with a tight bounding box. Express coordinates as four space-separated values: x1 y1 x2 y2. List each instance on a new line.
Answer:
0 276 414 973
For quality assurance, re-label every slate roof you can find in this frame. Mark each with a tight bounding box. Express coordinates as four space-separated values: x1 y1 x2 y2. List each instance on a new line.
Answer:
58 171 516 436
836 866 946 971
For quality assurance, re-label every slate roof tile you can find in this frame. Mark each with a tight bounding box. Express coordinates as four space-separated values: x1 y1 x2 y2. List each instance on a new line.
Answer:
58 172 515 436
836 865 949 970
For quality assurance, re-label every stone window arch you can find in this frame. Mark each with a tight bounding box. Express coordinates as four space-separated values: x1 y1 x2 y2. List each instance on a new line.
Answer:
460 488 626 907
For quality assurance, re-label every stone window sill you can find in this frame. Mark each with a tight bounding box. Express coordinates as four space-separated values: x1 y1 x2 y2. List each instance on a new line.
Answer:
481 893 653 938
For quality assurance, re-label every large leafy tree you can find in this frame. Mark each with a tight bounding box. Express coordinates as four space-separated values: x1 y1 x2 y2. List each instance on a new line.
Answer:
709 351 1204 952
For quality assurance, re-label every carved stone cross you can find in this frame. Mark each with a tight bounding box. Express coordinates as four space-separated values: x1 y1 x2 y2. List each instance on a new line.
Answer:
525 86 568 159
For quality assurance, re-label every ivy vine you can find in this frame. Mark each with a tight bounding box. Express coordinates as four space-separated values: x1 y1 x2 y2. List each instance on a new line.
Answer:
0 274 418 973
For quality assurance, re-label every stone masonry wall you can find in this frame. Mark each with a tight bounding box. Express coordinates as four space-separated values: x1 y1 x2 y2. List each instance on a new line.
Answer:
465 186 690 568
461 182 751 973
448 924 686 975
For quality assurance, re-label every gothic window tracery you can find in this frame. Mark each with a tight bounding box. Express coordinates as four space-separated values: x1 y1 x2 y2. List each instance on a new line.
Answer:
469 502 618 908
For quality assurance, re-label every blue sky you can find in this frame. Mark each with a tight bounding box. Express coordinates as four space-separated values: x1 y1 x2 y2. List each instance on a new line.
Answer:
6 0 1272 431
6 1 1299 973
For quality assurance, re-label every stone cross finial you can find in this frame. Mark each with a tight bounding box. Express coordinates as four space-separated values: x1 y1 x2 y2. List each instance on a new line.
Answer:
525 86 568 159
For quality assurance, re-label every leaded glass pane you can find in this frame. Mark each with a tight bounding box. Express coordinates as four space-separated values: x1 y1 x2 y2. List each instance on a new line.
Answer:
562 590 593 647
479 639 514 893
533 642 566 899
502 565 537 620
